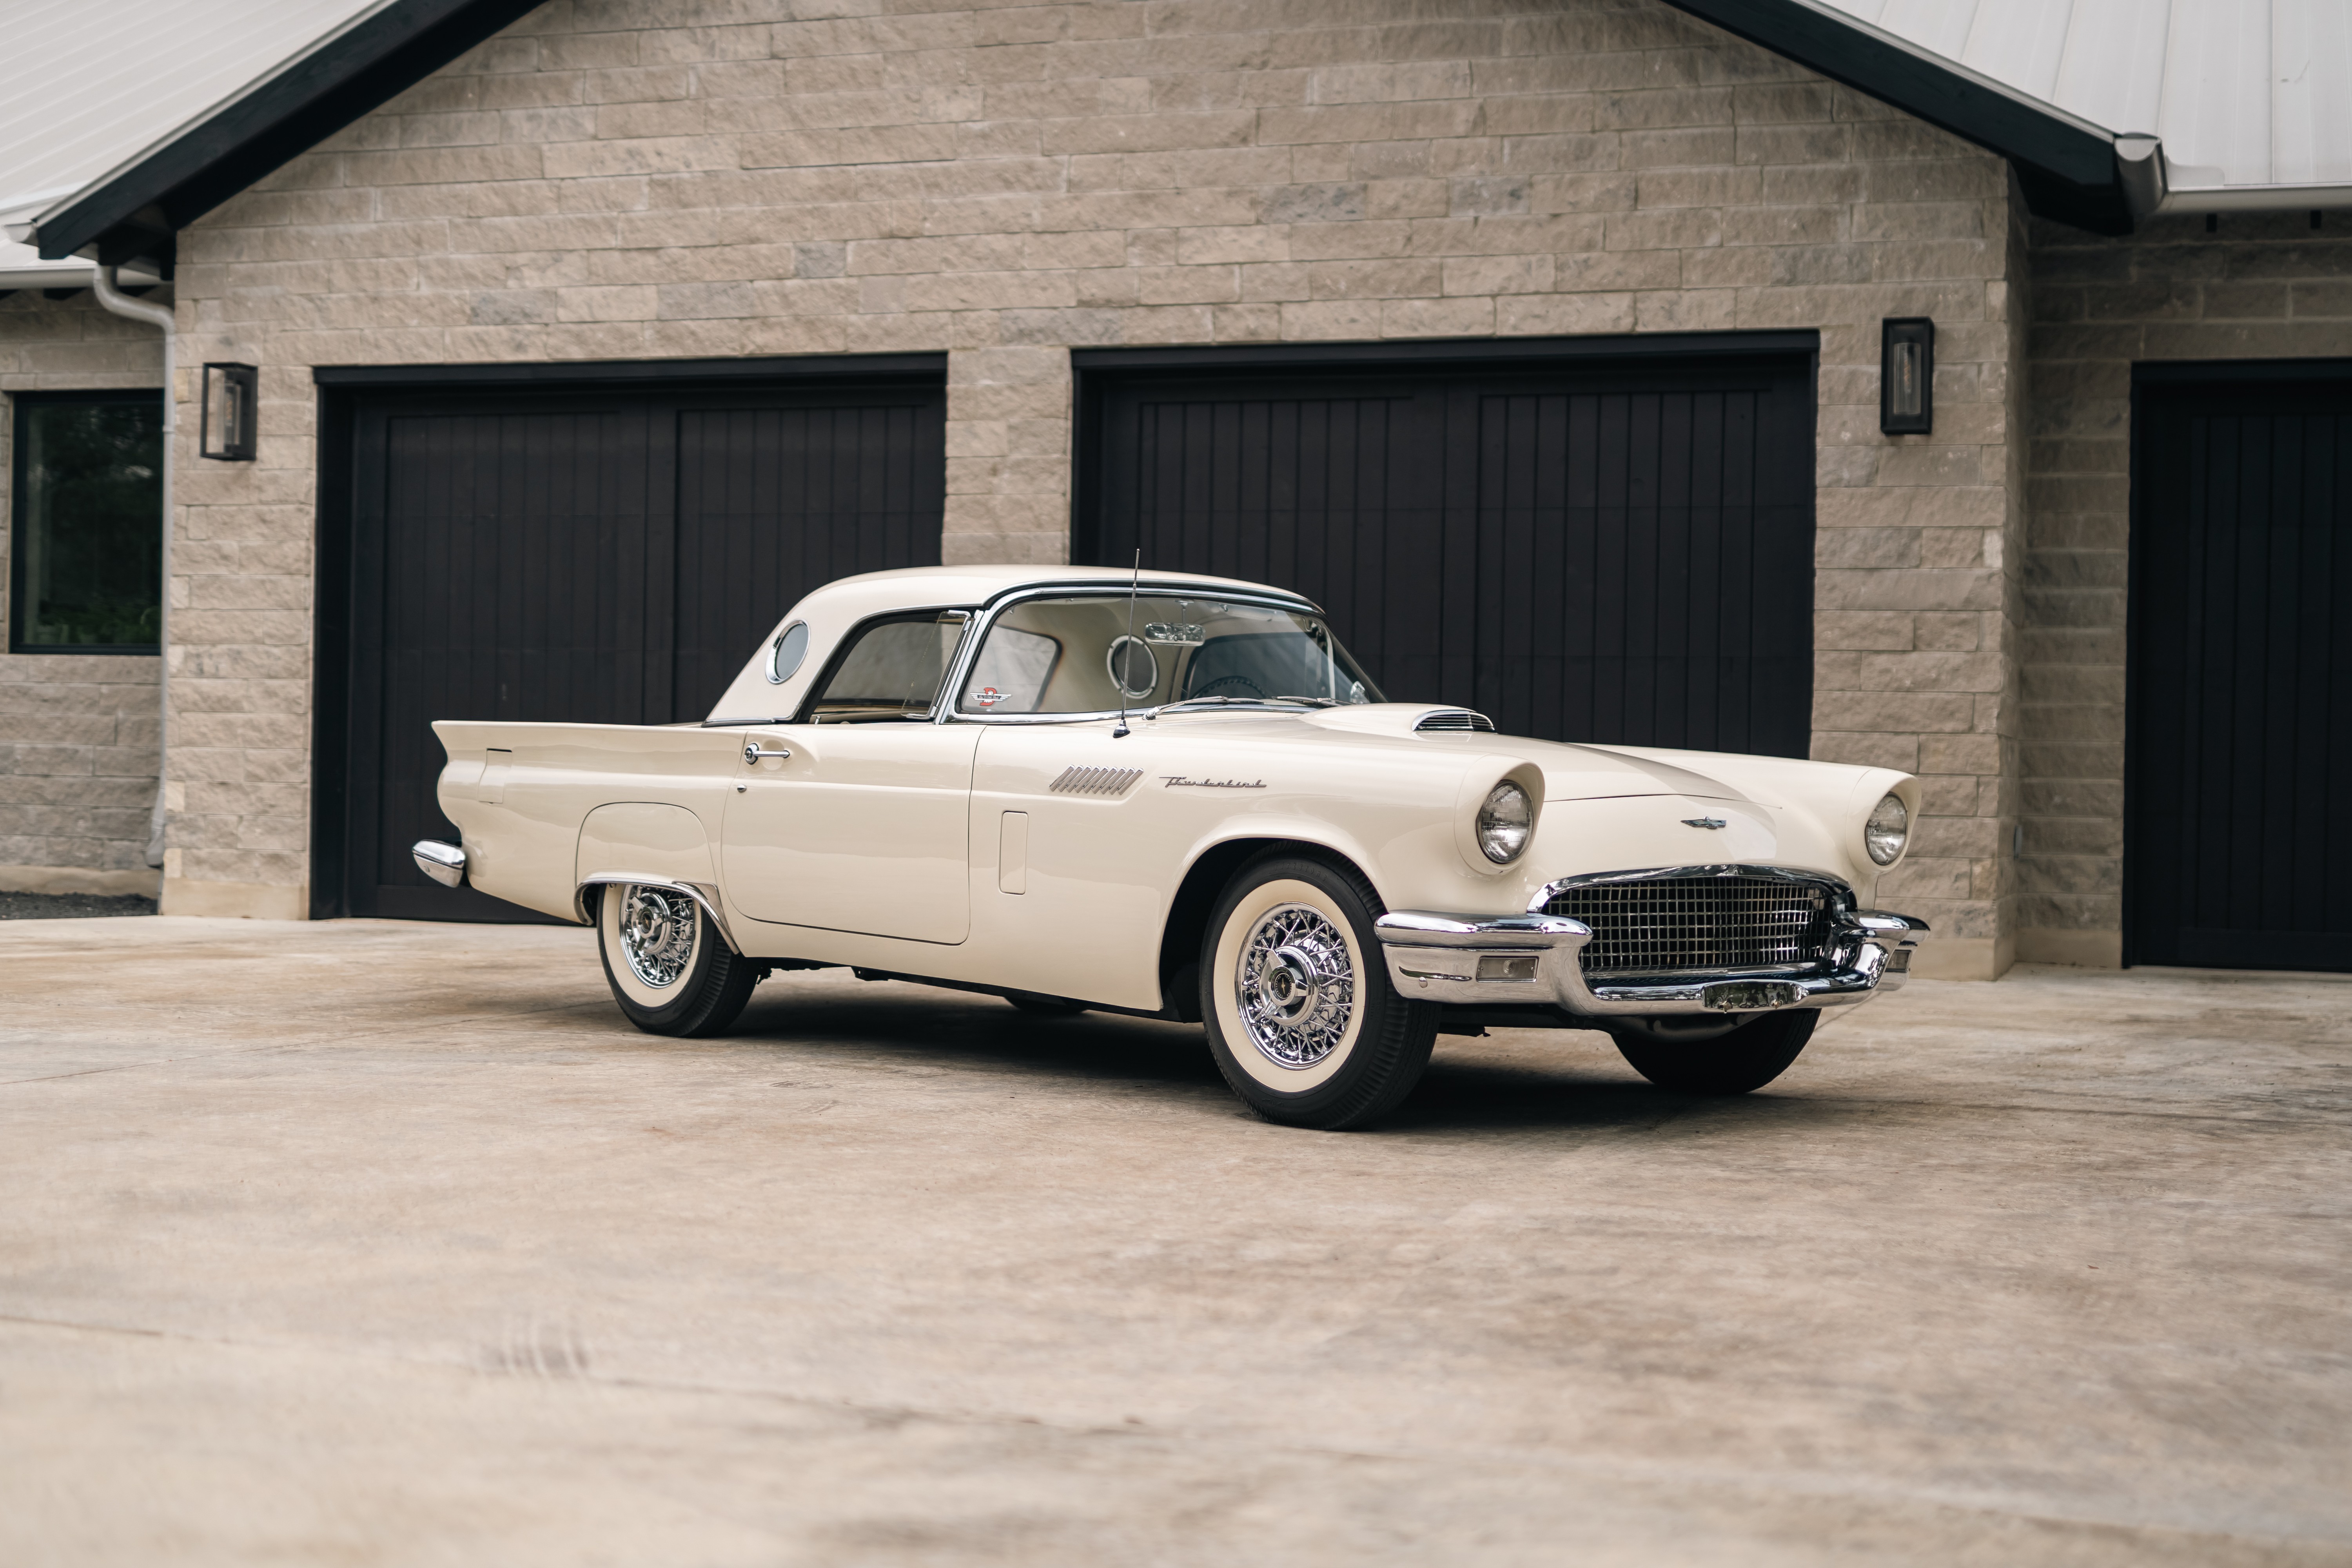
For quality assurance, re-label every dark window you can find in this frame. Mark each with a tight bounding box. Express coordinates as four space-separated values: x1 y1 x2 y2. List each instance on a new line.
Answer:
9 391 164 653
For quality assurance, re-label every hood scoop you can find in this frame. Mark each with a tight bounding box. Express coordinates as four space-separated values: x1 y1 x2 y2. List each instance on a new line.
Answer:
1412 708 1496 733
1301 704 1500 739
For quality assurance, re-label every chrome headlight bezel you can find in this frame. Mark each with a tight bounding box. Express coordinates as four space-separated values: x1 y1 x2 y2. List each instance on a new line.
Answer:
1864 792 1909 866
1476 780 1534 865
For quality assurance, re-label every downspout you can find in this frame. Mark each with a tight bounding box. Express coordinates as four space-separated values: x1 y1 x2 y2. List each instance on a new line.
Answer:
89 265 174 871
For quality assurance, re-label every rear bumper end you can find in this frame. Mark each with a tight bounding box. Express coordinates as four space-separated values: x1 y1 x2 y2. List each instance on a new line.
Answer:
412 840 468 888
1372 909 1929 1016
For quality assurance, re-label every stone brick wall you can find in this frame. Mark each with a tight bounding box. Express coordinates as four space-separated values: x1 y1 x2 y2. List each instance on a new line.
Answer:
2021 211 2352 966
160 0 2026 964
0 290 165 895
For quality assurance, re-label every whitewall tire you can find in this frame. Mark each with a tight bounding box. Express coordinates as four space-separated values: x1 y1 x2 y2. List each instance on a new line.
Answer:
594 883 758 1038
1200 855 1437 1129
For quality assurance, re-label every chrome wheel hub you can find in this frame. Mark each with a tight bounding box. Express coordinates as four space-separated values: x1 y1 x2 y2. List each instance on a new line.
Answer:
619 886 697 989
1237 904 1355 1069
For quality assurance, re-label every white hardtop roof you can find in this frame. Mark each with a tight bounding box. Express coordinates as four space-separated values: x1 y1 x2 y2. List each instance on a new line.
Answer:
815 564 1320 610
0 0 390 286
1809 0 2352 201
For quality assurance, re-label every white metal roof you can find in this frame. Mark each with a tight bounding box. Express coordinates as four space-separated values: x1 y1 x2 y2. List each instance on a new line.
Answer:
0 0 389 284
1814 0 2352 196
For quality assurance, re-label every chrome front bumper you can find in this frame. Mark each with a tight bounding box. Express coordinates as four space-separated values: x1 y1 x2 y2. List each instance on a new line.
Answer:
1372 908 1930 1016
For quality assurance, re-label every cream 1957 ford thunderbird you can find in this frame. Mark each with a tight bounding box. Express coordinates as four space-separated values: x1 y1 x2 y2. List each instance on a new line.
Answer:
414 565 1928 1130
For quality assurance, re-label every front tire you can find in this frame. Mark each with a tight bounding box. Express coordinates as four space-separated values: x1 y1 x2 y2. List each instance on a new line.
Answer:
595 883 757 1038
1613 1009 1817 1094
1200 855 1437 1130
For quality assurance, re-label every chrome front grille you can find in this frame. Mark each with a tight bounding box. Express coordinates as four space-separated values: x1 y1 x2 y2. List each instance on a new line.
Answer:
1543 874 1838 976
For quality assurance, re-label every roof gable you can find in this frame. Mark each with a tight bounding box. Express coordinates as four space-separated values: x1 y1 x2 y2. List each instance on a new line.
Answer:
27 0 544 269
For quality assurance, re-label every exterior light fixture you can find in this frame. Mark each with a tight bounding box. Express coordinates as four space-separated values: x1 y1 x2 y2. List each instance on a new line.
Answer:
1879 318 1933 435
200 362 258 461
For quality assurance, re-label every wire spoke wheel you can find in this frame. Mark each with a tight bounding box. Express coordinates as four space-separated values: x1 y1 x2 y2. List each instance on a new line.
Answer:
619 885 699 989
1201 858 1436 1130
595 881 759 1039
1236 903 1356 1069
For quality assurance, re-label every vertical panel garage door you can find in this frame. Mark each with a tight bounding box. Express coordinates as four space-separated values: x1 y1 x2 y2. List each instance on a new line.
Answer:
321 372 945 921
1076 345 1817 755
2131 372 2352 971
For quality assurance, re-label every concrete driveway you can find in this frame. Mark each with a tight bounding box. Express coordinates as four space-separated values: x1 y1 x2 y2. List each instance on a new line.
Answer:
3 916 2347 1566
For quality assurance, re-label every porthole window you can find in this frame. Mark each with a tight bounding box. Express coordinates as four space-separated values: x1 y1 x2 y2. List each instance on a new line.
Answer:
766 621 809 684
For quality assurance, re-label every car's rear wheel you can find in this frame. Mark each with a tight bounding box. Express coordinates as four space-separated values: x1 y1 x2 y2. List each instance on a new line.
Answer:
594 882 757 1038
1200 855 1437 1130
1613 1009 1817 1094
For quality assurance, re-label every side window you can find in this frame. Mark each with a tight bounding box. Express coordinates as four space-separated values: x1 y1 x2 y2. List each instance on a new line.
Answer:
9 392 164 653
803 612 970 722
960 626 1060 713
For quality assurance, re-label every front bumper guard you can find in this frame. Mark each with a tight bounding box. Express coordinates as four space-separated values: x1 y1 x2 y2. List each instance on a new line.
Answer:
1372 908 1930 1016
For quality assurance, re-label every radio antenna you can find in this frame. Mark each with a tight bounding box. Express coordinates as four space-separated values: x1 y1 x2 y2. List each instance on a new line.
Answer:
1112 547 1141 738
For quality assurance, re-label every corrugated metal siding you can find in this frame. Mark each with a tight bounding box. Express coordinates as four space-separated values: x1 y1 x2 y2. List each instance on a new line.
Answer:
1813 0 2352 191
0 0 387 212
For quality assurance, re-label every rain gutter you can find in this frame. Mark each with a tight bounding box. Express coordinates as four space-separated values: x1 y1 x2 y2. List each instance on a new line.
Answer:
88 265 176 870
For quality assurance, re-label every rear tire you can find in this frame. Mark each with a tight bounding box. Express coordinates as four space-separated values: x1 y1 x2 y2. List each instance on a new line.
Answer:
1200 855 1436 1130
595 883 757 1038
1613 1009 1817 1094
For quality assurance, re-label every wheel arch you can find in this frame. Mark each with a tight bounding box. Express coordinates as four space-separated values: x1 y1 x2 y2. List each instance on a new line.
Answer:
1156 834 1383 1022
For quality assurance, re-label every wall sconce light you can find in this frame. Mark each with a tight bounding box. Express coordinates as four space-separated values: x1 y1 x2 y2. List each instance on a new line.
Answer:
1880 318 1933 435
200 362 259 461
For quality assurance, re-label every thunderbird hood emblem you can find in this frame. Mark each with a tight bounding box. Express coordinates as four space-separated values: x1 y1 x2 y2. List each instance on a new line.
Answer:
1683 817 1728 829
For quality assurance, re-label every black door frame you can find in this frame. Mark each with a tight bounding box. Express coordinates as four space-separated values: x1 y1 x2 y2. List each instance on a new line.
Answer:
309 353 945 920
2124 357 2352 968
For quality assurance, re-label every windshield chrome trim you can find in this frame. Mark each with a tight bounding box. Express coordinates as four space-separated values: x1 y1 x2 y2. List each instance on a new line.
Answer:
933 581 1355 727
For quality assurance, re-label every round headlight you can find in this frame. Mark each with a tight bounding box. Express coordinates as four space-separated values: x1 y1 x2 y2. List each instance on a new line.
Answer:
1864 792 1909 866
1476 780 1534 864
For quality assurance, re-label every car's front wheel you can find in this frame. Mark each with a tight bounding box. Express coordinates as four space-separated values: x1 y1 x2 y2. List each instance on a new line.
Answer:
1613 1009 1817 1094
1200 855 1437 1130
594 882 758 1038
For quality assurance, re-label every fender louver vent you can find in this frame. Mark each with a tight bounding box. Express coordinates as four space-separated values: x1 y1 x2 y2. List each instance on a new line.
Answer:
1050 766 1143 796
1414 709 1496 733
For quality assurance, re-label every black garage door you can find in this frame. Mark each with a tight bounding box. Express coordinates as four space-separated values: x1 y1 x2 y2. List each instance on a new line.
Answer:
316 363 946 921
1075 339 1817 755
2129 369 2352 971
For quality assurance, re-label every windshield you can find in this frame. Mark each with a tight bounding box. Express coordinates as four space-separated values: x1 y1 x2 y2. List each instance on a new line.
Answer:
956 593 1382 717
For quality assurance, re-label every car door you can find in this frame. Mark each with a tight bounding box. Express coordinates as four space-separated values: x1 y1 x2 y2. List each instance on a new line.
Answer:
720 611 978 944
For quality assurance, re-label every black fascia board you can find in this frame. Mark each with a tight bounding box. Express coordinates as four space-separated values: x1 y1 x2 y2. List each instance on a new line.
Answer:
1072 330 1820 374
39 0 548 267
311 353 949 388
1658 0 2132 234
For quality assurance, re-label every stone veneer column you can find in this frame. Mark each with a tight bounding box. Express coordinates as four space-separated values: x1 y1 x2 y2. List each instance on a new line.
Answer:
944 347 1073 567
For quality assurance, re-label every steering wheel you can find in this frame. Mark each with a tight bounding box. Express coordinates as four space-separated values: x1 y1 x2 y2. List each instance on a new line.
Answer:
1189 674 1265 700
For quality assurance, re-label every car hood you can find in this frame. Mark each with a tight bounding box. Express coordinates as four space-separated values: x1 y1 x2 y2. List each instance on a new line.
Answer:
1297 705 1751 802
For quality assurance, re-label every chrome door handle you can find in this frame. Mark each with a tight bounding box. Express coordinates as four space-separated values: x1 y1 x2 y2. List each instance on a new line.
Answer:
743 742 793 766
